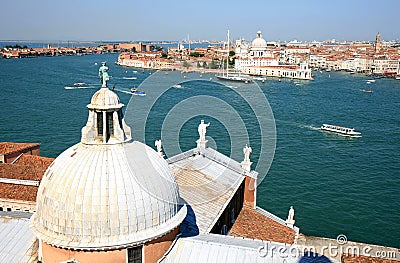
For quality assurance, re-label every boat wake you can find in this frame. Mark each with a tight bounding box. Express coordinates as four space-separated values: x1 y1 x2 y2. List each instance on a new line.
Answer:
64 86 97 90
113 88 133 95
298 124 320 131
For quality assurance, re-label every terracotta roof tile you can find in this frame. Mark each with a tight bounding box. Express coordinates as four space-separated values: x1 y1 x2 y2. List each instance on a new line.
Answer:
0 142 39 155
229 207 295 244
13 154 54 170
0 183 38 201
0 154 53 201
0 155 53 181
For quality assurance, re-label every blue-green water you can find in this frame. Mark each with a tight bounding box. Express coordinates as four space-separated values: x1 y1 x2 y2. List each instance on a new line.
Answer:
0 54 399 248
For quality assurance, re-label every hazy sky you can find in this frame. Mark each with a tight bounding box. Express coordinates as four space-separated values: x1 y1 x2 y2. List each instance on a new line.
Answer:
1 0 399 42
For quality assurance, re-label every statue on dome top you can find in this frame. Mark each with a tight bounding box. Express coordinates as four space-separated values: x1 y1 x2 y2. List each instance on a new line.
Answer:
99 62 110 87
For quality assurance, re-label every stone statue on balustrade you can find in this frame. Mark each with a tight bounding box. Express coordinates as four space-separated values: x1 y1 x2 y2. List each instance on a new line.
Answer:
241 144 253 171
197 120 210 148
155 139 164 158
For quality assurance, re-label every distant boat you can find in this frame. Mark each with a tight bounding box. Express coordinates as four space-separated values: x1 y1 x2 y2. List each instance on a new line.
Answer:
373 74 384 79
172 84 182 89
216 74 252 83
320 124 362 138
123 77 137 80
216 30 252 84
74 82 87 87
253 76 266 82
362 89 373 93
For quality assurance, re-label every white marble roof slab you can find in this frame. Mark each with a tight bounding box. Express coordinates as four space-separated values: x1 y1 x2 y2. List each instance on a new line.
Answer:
0 216 37 263
168 147 247 234
159 234 301 263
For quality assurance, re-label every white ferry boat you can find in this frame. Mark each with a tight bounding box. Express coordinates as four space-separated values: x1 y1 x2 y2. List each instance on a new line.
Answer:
320 124 362 138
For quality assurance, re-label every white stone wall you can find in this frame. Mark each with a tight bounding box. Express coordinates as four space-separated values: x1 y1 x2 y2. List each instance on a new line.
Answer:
0 198 36 213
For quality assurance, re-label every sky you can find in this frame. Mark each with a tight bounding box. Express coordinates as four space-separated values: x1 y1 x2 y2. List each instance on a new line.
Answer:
1 0 399 42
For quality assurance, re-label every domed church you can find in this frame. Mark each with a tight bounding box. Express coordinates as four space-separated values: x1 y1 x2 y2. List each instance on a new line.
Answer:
29 71 188 262
250 30 269 57
27 66 300 263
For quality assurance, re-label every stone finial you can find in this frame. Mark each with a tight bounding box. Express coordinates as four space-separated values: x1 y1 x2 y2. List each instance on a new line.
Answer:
196 120 210 149
155 139 164 158
240 144 253 171
286 206 295 228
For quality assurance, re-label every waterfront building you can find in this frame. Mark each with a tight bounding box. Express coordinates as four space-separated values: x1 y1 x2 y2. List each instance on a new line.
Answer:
234 31 313 80
308 35 400 75
234 38 249 57
118 52 176 70
371 58 399 74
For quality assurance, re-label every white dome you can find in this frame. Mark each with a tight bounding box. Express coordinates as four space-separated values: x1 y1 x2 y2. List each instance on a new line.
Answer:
251 31 267 49
88 86 124 110
30 141 186 250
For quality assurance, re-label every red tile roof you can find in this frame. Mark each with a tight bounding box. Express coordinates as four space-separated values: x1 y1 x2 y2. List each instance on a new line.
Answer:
229 207 295 244
0 183 38 202
0 155 53 181
14 154 54 172
0 154 54 202
0 142 39 155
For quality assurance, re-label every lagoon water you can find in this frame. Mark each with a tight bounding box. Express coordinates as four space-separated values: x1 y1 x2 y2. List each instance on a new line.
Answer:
0 54 399 248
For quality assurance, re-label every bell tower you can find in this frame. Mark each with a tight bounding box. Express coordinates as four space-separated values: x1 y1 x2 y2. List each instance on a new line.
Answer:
375 32 381 54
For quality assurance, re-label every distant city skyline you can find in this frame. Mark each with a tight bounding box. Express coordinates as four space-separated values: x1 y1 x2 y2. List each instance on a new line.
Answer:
2 0 399 42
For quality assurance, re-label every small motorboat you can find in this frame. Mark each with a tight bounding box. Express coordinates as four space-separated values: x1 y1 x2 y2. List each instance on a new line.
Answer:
252 76 266 82
362 89 373 93
74 82 87 87
131 87 146 96
172 84 182 89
